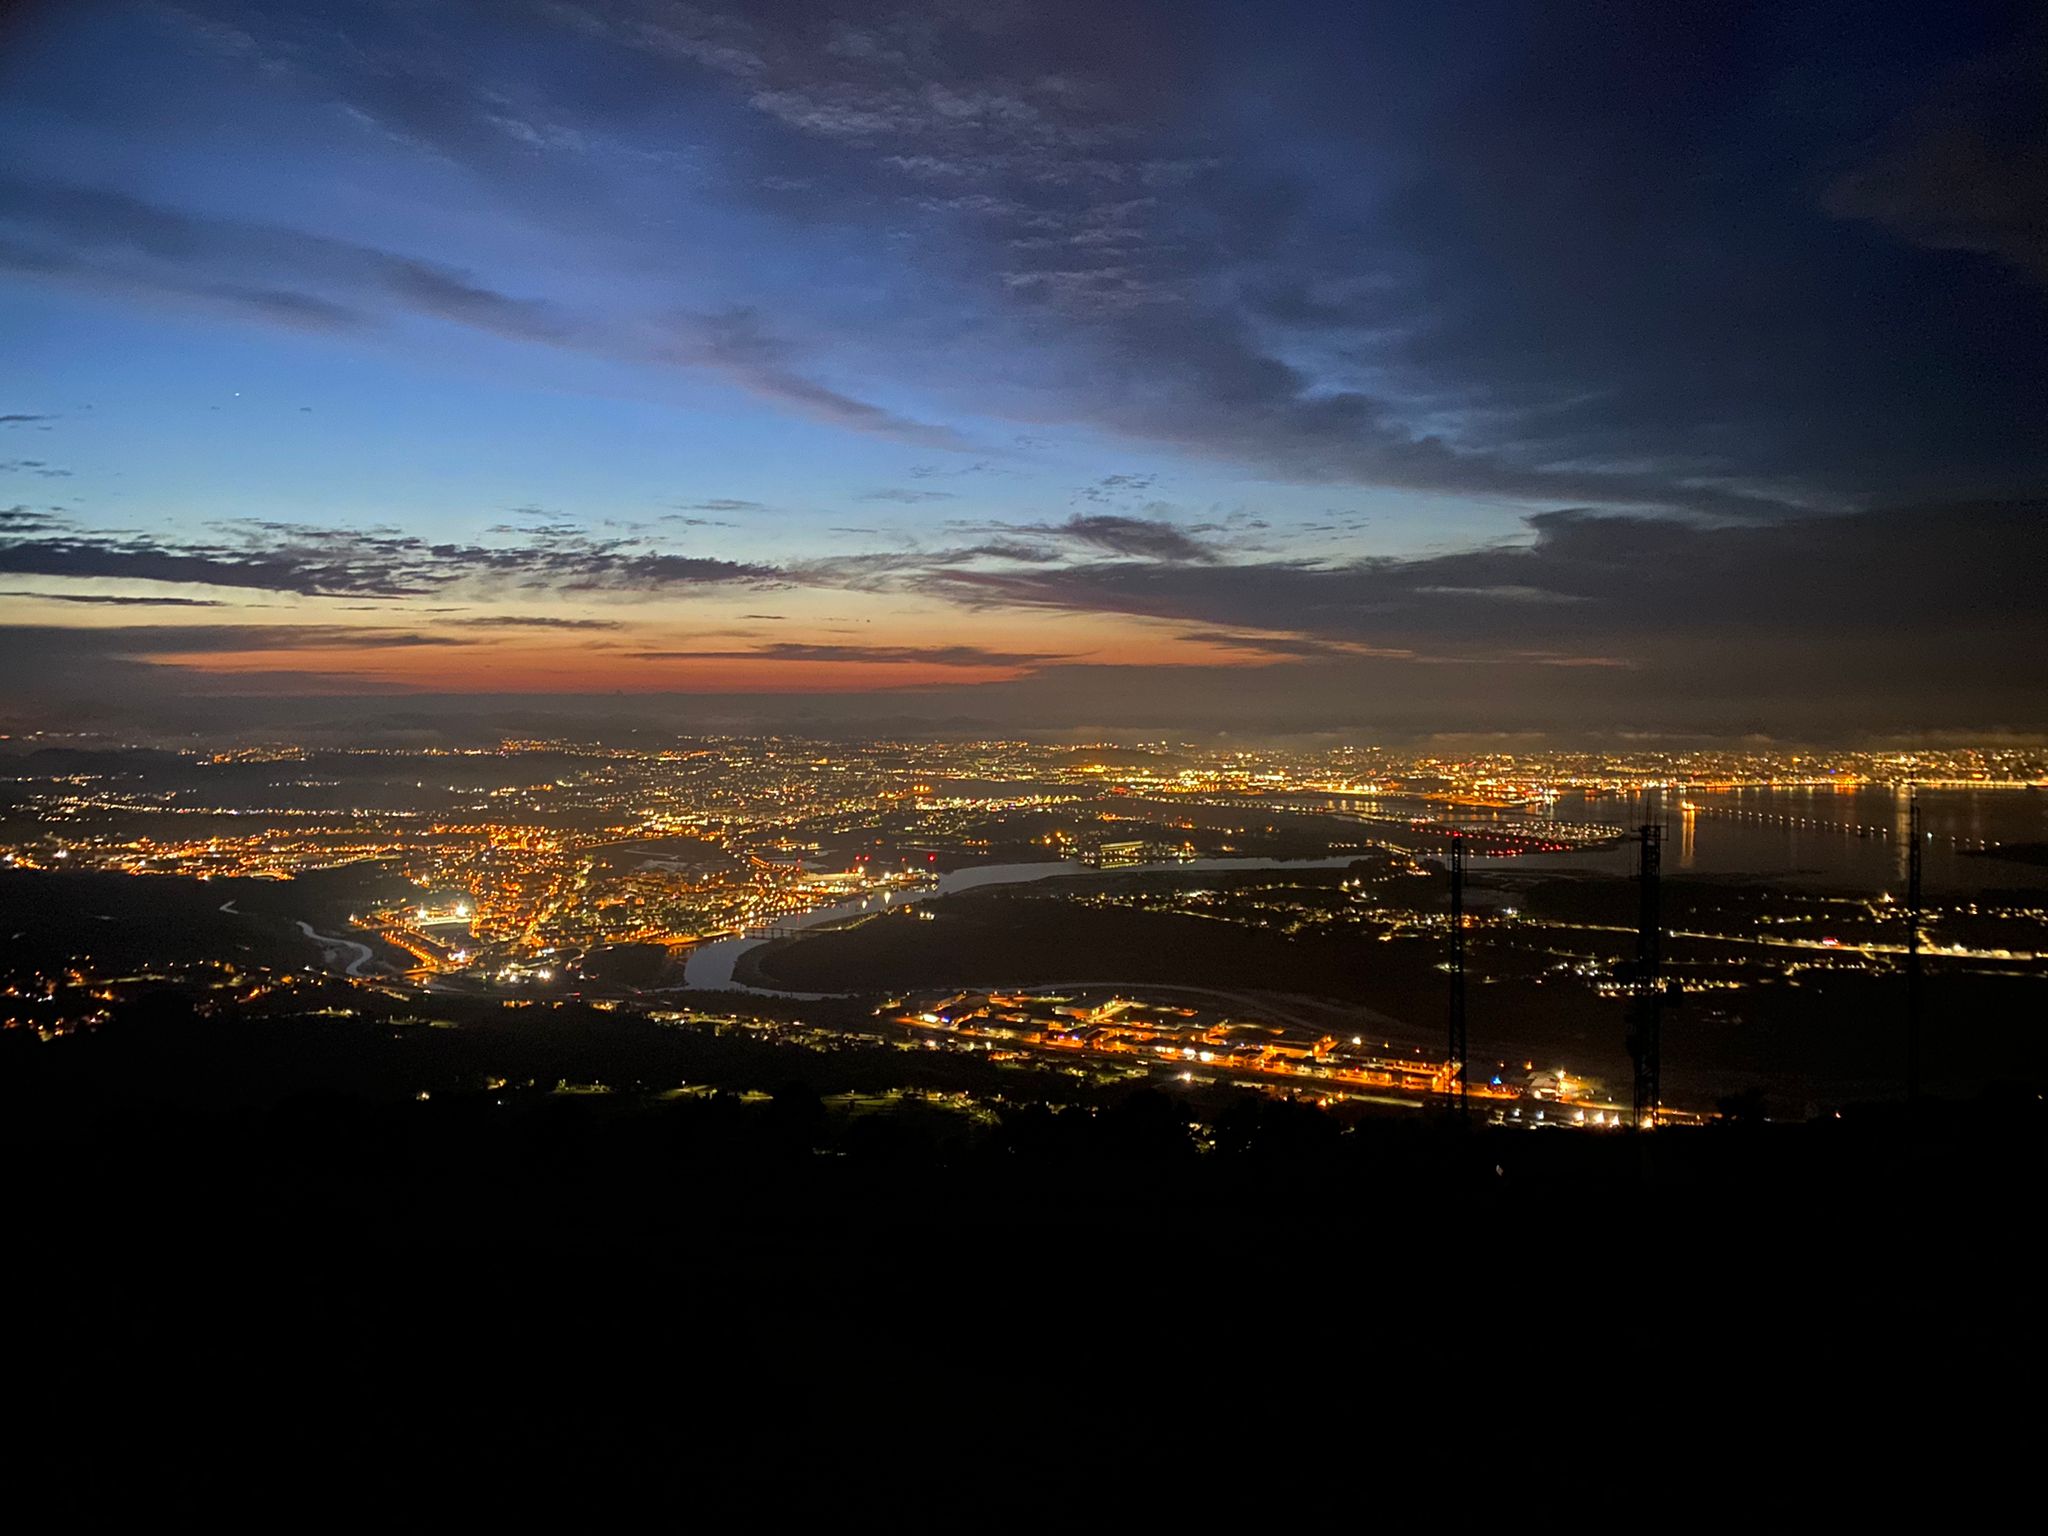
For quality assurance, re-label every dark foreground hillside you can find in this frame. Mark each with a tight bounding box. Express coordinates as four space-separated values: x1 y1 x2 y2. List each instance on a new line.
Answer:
4 1016 2041 1513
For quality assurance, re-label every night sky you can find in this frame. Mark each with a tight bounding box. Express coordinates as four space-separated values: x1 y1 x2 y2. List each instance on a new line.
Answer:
2 1 2043 740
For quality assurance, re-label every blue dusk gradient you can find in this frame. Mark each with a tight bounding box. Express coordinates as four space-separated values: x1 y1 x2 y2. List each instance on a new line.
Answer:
2 1 2045 739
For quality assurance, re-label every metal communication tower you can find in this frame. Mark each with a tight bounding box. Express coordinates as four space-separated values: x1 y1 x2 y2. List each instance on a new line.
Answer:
1447 831 1467 1119
1624 818 1663 1129
1906 787 1923 1107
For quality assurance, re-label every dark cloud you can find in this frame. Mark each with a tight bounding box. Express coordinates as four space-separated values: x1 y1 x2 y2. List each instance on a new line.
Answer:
1179 630 1395 661
1075 473 1159 505
861 488 957 503
201 284 364 331
484 522 584 537
0 590 223 607
588 552 776 589
186 626 478 650
1039 514 1219 563
0 622 483 709
453 4 1820 515
439 614 624 630
0 622 480 657
945 538 1065 565
1825 31 2048 285
633 2 2042 510
25 2 2040 516
662 306 978 451
935 513 1222 565
909 461 997 479
0 172 563 339
0 520 779 599
7 512 2039 737
628 642 1068 669
901 501 2048 735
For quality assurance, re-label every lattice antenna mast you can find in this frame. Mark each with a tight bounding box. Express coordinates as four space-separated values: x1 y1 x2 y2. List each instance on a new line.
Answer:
1448 831 1468 1120
1907 785 1923 1107
1625 810 1664 1130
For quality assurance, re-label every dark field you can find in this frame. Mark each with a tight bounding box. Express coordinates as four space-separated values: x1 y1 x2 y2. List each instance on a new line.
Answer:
4 866 2041 1502
0 866 415 975
741 884 1448 1007
7 1045 2038 1504
740 877 2047 1111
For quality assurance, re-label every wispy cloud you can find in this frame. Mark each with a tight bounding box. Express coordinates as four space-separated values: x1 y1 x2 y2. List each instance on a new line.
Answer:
861 487 957 503
0 517 779 599
0 589 223 607
439 614 626 630
0 174 974 454
629 641 1068 669
933 513 1223 565
660 307 978 452
56 0 2036 527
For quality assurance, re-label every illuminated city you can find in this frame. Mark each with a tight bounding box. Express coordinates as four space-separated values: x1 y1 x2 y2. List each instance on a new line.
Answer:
8 735 2044 1125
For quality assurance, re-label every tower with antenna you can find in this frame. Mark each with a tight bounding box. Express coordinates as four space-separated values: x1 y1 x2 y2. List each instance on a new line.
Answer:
1906 785 1923 1107
1447 830 1467 1120
1623 799 1665 1129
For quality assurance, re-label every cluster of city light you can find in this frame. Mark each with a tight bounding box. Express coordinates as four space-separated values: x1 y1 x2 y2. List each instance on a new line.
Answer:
6 737 2044 1063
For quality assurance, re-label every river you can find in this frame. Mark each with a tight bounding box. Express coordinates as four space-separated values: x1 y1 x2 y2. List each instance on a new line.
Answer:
297 921 378 977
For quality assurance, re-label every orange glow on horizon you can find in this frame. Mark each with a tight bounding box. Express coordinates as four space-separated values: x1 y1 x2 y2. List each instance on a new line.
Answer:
140 629 1299 692
10 582 1338 693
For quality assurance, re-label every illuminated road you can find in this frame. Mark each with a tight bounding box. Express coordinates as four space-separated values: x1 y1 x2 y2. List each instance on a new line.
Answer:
896 1008 1448 1102
1518 918 2042 963
989 981 1419 1047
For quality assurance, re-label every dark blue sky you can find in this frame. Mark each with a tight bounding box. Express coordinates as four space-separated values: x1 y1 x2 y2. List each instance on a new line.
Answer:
2 1 2043 739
